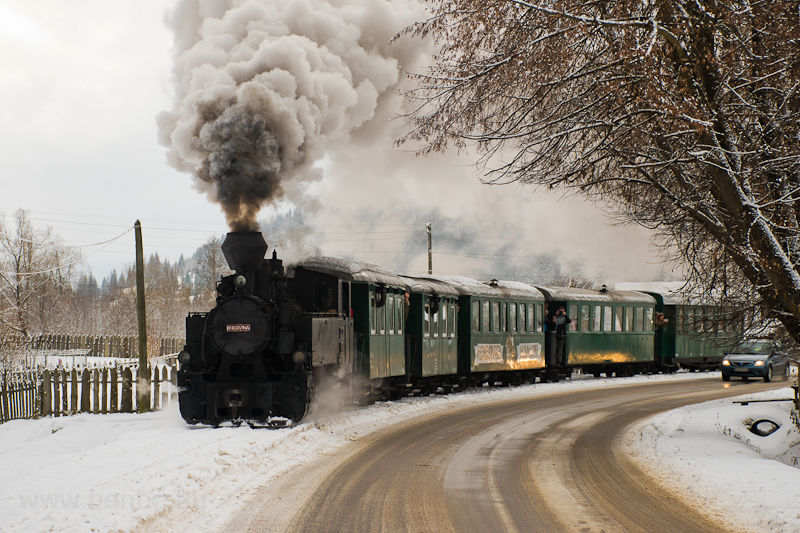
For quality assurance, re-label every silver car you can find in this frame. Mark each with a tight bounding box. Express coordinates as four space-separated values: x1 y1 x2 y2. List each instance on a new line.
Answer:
721 340 790 382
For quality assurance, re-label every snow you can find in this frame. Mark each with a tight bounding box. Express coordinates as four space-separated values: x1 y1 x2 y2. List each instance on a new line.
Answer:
0 373 798 532
625 386 800 533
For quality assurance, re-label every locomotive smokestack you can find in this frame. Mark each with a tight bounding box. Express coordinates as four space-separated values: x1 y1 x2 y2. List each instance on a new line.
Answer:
221 231 269 272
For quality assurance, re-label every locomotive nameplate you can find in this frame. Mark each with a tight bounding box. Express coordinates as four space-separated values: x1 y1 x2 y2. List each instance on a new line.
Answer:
226 324 251 332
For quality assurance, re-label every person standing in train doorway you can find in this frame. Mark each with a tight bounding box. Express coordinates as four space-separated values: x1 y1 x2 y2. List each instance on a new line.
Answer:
554 306 572 367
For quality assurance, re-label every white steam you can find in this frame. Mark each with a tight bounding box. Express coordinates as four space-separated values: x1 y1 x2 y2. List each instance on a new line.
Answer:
158 0 428 231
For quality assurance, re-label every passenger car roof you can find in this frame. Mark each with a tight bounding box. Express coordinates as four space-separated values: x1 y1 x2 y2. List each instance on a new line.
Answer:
291 256 407 287
399 275 460 298
536 286 656 304
410 275 545 300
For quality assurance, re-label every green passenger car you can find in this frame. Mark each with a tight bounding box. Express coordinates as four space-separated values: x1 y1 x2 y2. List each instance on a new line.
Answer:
422 276 547 384
536 286 656 375
401 276 461 388
291 257 408 385
647 292 739 371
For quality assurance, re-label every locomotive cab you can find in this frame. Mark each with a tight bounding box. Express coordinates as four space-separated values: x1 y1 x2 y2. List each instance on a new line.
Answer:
177 231 312 426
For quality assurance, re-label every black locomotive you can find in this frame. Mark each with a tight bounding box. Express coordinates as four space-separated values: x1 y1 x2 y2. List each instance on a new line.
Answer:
177 232 312 425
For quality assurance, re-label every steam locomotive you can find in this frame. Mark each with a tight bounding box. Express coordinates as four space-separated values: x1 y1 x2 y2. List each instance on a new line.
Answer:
177 231 737 426
177 232 311 425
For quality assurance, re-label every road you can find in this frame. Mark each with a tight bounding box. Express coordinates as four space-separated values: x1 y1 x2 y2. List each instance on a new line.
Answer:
224 377 785 532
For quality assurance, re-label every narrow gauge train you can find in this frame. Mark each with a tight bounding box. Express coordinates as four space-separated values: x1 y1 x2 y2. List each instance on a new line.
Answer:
177 232 738 426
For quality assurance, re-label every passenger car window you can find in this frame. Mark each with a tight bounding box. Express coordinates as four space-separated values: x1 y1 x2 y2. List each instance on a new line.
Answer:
370 293 376 334
492 302 500 332
482 301 490 332
432 300 439 338
387 295 395 334
592 305 601 331
439 303 446 338
635 307 644 332
580 305 590 331
424 304 430 338
472 301 480 332
396 296 403 335
378 298 386 335
614 307 623 331
603 306 612 331
509 303 517 333
536 304 543 331
645 307 653 332
528 304 536 331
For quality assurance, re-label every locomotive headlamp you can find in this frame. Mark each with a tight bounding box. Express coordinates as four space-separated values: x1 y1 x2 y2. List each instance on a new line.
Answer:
235 275 247 288
178 350 192 365
721 359 730 366
292 351 306 365
754 360 765 366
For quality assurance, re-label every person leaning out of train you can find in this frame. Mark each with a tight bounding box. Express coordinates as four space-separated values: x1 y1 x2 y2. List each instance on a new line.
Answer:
554 306 571 335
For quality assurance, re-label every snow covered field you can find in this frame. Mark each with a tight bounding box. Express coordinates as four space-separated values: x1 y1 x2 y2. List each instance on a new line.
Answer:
0 372 797 532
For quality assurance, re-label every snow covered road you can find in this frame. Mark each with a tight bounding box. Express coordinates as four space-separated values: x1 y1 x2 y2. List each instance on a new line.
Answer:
0 372 797 532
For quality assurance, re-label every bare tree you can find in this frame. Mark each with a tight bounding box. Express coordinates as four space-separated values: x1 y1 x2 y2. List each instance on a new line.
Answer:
400 1 800 341
143 253 191 338
192 235 230 309
0 210 81 337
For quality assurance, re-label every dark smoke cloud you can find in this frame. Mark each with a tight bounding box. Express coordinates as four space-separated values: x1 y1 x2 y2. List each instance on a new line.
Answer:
158 0 427 231
195 99 281 231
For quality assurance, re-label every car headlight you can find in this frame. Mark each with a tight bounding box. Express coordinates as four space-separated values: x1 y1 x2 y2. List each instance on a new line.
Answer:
722 360 731 366
754 360 765 366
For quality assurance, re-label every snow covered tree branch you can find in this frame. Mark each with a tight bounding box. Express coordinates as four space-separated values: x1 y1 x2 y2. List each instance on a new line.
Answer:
399 0 800 341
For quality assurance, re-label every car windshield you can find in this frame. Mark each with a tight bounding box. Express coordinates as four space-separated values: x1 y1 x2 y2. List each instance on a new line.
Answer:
732 340 773 355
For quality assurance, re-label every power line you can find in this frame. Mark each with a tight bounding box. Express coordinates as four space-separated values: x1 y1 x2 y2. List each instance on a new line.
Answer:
0 228 136 249
0 227 134 276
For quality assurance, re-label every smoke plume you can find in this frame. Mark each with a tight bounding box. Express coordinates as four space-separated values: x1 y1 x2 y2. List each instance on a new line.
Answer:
158 0 427 231
158 0 669 284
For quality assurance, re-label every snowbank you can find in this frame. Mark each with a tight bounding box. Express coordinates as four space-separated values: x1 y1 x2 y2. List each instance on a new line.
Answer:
626 387 800 533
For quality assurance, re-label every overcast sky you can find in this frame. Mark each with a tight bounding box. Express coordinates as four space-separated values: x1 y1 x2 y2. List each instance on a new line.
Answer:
0 0 231 279
0 0 672 285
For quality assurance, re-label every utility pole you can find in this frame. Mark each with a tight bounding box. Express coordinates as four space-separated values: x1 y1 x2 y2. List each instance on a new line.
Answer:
134 220 150 413
427 222 432 274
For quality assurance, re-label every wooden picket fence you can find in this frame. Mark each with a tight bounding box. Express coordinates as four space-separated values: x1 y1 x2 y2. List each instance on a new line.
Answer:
0 333 187 424
1 334 184 359
0 362 179 423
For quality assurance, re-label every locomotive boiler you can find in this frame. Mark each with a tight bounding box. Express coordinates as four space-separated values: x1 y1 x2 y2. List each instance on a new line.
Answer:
177 231 312 426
